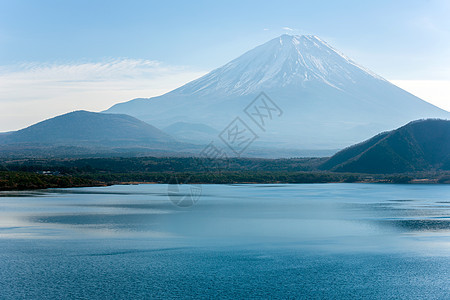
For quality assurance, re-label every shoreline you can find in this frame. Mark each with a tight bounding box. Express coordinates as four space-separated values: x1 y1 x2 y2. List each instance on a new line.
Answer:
1 179 447 193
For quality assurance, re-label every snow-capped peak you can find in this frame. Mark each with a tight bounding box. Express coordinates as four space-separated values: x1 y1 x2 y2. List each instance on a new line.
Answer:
172 34 386 97
106 34 449 150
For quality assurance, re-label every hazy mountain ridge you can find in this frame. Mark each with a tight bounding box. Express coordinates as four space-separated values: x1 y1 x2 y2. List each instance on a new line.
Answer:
0 111 183 154
322 119 450 173
0 110 336 159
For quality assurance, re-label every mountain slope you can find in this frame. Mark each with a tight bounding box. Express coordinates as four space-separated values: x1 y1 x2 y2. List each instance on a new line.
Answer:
106 35 449 150
321 119 450 173
0 110 176 148
162 122 219 144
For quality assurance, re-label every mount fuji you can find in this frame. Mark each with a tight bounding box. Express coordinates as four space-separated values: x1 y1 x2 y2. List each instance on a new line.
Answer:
106 35 449 151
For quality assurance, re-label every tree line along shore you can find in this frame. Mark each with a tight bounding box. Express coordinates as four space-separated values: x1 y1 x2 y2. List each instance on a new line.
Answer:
1 157 448 191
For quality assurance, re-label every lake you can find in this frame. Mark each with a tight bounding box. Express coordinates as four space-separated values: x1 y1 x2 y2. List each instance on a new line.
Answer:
1 183 449 299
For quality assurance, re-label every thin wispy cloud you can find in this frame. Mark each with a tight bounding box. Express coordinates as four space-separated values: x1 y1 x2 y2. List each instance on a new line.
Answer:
282 27 294 31
0 59 206 131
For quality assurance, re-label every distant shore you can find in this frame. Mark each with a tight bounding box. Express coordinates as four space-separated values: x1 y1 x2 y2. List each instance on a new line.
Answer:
1 171 448 192
1 156 448 191
0 171 104 191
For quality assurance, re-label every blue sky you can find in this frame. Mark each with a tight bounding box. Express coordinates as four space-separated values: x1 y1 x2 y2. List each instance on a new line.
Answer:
0 0 449 130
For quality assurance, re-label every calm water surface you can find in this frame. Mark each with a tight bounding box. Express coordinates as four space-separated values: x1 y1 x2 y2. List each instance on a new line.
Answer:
0 183 449 299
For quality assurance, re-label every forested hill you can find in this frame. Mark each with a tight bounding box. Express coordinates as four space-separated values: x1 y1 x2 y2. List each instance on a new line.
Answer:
321 119 450 174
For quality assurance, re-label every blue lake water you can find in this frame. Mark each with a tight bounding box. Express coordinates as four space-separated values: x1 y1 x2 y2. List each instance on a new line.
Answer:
0 183 449 299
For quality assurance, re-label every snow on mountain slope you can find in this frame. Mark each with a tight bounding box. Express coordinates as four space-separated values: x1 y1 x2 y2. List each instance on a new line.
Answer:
173 35 384 96
106 35 449 151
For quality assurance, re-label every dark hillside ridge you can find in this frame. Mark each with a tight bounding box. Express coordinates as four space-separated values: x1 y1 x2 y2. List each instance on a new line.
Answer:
321 119 450 174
